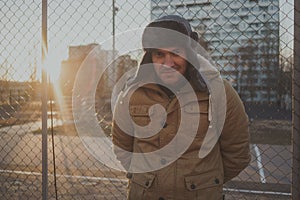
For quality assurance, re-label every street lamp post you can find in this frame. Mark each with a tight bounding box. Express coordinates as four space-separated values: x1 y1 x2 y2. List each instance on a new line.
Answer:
41 0 48 199
112 0 119 62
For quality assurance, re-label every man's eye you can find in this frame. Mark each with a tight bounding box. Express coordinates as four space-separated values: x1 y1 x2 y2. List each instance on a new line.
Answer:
153 51 164 57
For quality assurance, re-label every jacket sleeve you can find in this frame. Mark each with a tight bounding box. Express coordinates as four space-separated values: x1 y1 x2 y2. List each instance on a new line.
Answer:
219 80 251 183
111 95 134 171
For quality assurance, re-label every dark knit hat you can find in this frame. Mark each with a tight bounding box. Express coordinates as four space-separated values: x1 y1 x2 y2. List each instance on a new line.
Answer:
142 15 199 51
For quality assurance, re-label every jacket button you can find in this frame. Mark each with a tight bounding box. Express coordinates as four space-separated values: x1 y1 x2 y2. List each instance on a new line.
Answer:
126 173 132 179
215 178 220 184
190 183 196 190
163 123 168 128
145 180 150 187
160 158 166 165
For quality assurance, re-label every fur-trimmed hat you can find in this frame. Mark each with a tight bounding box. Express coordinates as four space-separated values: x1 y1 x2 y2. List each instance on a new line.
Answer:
127 15 207 92
142 15 199 51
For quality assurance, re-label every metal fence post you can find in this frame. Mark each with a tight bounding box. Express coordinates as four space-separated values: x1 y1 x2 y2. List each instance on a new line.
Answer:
292 0 300 199
42 0 48 199
112 0 116 61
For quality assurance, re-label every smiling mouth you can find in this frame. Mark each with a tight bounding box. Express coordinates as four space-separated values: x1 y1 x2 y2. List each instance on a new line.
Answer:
160 66 178 73
160 71 179 77
161 69 176 73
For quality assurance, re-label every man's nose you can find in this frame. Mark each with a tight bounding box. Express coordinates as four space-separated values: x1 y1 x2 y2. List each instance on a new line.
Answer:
163 54 174 67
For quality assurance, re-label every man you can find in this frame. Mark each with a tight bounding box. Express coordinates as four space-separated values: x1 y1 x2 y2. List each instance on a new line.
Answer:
112 15 250 200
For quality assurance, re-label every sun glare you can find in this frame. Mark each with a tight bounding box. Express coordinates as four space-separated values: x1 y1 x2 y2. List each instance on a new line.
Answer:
44 50 63 83
42 48 67 118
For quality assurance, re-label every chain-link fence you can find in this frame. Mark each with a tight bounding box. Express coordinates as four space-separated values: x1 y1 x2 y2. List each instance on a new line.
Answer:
0 0 297 199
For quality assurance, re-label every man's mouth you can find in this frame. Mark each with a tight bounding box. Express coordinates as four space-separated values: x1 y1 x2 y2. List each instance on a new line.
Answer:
160 66 178 74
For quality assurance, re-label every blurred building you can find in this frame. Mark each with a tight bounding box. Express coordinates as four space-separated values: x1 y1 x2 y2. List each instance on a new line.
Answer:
60 43 137 97
151 0 280 104
0 80 39 105
59 43 138 121
60 43 107 96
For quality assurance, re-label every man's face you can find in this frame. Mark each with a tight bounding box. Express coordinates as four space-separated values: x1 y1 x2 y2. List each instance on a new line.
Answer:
151 47 188 86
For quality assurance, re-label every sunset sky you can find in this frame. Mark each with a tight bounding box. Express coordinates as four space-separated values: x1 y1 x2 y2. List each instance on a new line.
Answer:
0 0 294 82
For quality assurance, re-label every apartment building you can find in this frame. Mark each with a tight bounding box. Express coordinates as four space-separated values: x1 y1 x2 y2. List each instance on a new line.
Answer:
151 0 280 103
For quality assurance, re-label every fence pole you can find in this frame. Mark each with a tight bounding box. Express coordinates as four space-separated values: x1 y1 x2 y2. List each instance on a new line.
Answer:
112 0 116 61
292 0 300 199
41 0 48 199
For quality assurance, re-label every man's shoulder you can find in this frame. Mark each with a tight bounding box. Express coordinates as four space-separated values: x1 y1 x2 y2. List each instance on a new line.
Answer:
222 79 238 94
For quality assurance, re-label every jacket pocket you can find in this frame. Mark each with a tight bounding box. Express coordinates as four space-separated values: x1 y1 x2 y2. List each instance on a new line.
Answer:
127 173 156 200
129 105 163 149
184 169 223 200
183 99 209 139
130 105 151 126
184 99 209 115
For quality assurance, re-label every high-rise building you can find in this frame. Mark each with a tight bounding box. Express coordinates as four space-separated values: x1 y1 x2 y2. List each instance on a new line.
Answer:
151 0 280 104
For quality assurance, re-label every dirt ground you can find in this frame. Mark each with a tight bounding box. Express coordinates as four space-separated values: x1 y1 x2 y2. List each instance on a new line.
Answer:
2 119 292 200
33 119 292 146
249 119 291 145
